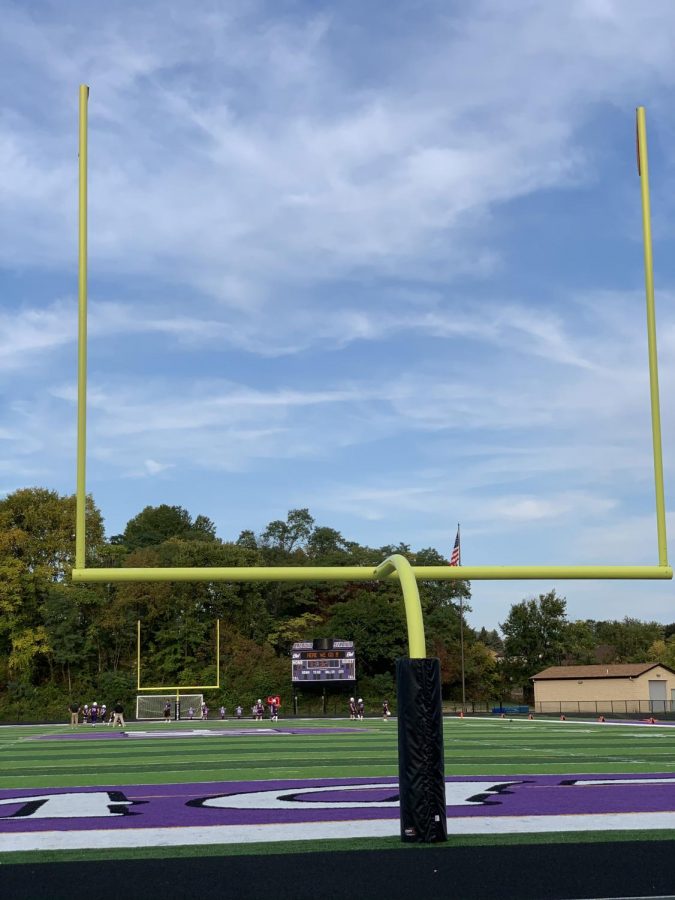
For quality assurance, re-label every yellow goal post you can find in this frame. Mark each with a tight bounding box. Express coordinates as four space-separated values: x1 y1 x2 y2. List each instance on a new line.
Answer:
136 619 221 693
71 86 671 660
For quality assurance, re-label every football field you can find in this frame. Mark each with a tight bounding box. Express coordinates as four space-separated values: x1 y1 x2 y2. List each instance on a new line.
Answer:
3 716 675 899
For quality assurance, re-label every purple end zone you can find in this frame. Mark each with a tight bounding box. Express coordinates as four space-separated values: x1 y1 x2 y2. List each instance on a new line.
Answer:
3 774 675 834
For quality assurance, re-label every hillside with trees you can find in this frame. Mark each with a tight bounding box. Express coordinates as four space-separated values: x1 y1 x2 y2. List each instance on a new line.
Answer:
0 488 495 720
1 487 671 721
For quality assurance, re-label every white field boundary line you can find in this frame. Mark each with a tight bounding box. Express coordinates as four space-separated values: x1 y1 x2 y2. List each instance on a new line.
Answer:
6 812 675 852
1 718 669 731
0 718 374 730
443 718 675 729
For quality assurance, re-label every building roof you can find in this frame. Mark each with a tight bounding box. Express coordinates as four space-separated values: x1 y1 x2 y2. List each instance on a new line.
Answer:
532 663 675 681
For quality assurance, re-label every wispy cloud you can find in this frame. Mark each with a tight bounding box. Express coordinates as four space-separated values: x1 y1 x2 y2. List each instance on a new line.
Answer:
2 0 675 627
2 1 675 294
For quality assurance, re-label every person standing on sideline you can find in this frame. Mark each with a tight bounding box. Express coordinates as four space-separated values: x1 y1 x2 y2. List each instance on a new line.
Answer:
349 698 357 720
382 699 390 721
163 702 172 722
357 698 365 720
68 701 80 727
111 701 125 728
255 699 264 721
236 705 243 719
219 705 226 720
188 706 194 720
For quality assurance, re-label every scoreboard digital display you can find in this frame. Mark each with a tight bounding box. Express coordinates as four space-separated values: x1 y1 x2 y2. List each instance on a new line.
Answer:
291 639 356 682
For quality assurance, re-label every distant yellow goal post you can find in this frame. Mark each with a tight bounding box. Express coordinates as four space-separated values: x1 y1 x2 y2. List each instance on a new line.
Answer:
136 619 220 693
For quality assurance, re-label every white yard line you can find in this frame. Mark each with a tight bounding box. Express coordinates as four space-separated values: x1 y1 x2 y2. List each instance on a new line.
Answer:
5 811 675 852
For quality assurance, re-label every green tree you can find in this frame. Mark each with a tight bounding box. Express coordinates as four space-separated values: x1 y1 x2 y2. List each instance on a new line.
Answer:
647 636 675 670
0 487 104 576
119 504 216 551
500 590 569 699
8 626 51 679
42 584 88 693
0 488 106 695
477 627 504 652
322 590 407 676
564 620 598 665
236 530 258 550
267 612 323 655
261 508 315 554
306 526 350 561
594 618 664 663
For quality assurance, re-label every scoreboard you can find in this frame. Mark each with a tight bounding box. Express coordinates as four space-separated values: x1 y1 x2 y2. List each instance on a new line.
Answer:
291 639 356 682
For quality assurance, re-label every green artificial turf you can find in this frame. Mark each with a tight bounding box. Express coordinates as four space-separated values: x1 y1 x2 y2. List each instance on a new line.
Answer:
3 717 675 789
2 716 675 861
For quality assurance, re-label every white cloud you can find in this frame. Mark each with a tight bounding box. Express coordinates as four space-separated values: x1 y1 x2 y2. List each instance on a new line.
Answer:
141 459 174 477
0 283 642 373
1 1 675 297
2 1 675 629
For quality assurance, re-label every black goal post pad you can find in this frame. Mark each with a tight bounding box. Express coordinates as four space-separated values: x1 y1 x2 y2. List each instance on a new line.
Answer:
396 656 447 843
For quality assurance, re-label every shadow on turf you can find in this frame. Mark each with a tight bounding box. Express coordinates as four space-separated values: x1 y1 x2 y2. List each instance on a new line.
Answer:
3 841 675 900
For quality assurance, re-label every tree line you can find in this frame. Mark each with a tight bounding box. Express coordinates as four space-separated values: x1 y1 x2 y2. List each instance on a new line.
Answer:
0 487 671 719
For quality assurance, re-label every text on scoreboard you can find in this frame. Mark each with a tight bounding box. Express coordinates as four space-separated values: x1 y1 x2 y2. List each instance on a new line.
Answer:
291 639 356 682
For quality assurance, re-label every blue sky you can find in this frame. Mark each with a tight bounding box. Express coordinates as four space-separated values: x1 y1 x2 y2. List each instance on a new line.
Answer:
2 0 675 630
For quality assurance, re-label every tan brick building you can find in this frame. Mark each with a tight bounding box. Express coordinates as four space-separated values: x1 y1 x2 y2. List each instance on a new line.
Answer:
532 663 675 714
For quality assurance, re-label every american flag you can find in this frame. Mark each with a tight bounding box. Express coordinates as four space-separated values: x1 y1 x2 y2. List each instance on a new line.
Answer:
449 528 460 566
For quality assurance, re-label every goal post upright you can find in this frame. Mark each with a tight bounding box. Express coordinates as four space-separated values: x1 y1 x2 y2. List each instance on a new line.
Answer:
75 84 89 572
636 106 668 568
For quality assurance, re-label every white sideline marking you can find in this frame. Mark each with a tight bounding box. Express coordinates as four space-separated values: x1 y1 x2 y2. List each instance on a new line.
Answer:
6 811 675 852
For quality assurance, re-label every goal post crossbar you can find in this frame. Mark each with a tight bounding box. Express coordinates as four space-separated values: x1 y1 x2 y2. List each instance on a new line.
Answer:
136 685 221 692
76 565 672 584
